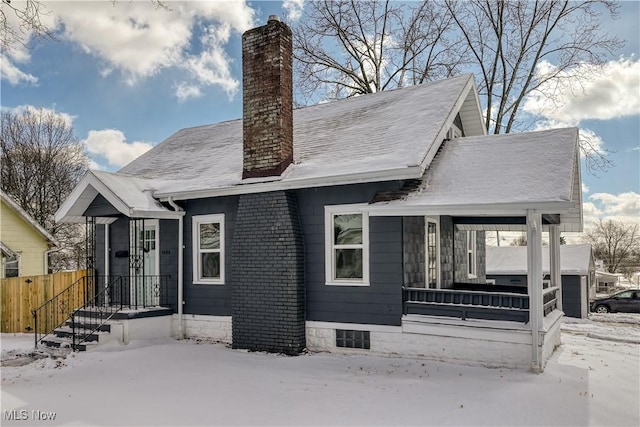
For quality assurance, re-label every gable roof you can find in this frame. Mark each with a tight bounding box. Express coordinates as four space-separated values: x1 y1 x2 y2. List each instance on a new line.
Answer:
55 170 183 223
57 74 485 222
0 190 58 247
366 127 583 232
486 244 595 276
120 74 483 198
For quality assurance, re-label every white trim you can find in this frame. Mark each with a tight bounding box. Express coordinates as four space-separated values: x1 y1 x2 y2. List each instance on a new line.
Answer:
156 166 422 202
366 201 577 217
192 214 225 285
425 216 440 289
55 171 183 223
467 230 477 278
324 204 370 286
104 223 110 280
526 210 544 373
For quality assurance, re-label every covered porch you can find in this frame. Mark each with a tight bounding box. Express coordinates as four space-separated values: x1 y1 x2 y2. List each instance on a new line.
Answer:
364 130 583 372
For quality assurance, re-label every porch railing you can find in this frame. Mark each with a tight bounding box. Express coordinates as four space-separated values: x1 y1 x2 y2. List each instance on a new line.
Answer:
403 287 530 323
71 276 123 350
543 286 559 316
404 283 561 323
33 274 170 348
32 275 96 348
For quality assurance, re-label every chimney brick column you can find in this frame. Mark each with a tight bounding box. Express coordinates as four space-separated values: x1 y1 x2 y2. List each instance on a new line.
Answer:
242 16 293 179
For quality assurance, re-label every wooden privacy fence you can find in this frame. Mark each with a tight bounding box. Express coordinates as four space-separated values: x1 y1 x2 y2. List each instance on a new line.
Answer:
0 270 87 333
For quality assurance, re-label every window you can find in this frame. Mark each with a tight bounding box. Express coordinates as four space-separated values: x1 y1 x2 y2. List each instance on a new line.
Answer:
336 329 370 349
426 217 440 289
467 230 477 278
3 254 19 278
192 214 225 284
325 205 369 286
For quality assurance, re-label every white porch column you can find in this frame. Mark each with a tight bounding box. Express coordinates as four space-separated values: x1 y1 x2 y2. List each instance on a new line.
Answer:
549 225 562 312
527 210 543 373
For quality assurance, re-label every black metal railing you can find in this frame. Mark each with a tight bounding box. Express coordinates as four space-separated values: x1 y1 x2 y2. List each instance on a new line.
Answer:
71 276 123 350
32 275 97 348
33 274 170 348
403 287 530 323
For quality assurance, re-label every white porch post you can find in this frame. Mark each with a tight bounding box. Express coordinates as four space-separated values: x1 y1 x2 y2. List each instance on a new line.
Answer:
527 210 543 373
549 225 562 312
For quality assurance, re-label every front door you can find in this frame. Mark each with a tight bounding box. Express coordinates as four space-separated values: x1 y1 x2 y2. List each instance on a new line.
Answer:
129 219 159 307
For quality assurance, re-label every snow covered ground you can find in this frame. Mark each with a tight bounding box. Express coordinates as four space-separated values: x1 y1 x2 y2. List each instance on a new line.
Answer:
1 315 638 427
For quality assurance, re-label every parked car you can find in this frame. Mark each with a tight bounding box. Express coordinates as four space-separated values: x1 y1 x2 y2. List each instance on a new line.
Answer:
590 289 640 314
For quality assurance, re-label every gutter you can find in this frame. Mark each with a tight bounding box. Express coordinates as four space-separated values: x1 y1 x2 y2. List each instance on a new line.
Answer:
167 197 185 339
156 165 422 202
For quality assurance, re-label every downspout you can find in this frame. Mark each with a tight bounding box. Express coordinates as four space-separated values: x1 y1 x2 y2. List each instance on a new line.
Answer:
167 197 185 339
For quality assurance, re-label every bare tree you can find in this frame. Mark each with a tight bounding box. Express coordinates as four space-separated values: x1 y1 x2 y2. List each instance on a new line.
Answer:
445 0 622 172
0 0 55 52
293 1 623 173
293 0 461 103
584 220 640 274
1 107 89 271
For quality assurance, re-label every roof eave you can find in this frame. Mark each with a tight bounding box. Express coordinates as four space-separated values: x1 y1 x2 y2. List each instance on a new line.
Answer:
155 165 423 201
365 201 577 217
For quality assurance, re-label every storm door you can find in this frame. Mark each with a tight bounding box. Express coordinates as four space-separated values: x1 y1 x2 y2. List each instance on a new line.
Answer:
129 219 160 307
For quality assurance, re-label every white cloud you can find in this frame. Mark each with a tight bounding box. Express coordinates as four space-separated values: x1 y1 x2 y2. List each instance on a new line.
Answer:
0 54 38 84
582 183 589 193
283 0 305 21
83 129 153 168
585 192 640 226
16 1 256 94
175 83 203 102
524 57 640 124
5 104 75 127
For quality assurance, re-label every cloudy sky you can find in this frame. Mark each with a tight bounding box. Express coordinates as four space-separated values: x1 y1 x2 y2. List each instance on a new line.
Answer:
1 0 638 229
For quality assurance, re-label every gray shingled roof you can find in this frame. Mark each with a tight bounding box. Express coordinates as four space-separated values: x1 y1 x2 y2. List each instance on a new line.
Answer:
118 74 477 196
369 128 580 207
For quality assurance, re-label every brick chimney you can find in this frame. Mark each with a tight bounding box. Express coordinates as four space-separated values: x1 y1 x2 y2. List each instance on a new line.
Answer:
242 15 293 179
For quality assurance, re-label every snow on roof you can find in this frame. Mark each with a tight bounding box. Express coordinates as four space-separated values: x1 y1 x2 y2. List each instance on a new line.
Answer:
0 190 58 247
118 74 478 196
486 244 594 276
91 171 170 214
373 128 579 209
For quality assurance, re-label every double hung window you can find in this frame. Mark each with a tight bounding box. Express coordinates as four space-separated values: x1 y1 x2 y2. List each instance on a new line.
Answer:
193 214 225 284
325 205 369 286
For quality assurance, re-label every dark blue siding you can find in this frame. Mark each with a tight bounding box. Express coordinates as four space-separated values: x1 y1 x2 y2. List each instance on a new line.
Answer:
109 217 130 279
182 196 239 316
95 224 106 277
295 182 404 326
159 219 179 312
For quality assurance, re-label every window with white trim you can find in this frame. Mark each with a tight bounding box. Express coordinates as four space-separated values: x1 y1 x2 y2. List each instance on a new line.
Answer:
3 254 19 278
192 214 225 284
325 205 369 286
425 217 440 289
467 230 477 278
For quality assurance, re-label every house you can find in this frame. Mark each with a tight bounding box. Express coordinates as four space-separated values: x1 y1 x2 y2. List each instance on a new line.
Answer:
54 17 583 372
595 270 622 293
486 244 595 318
1 190 58 278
